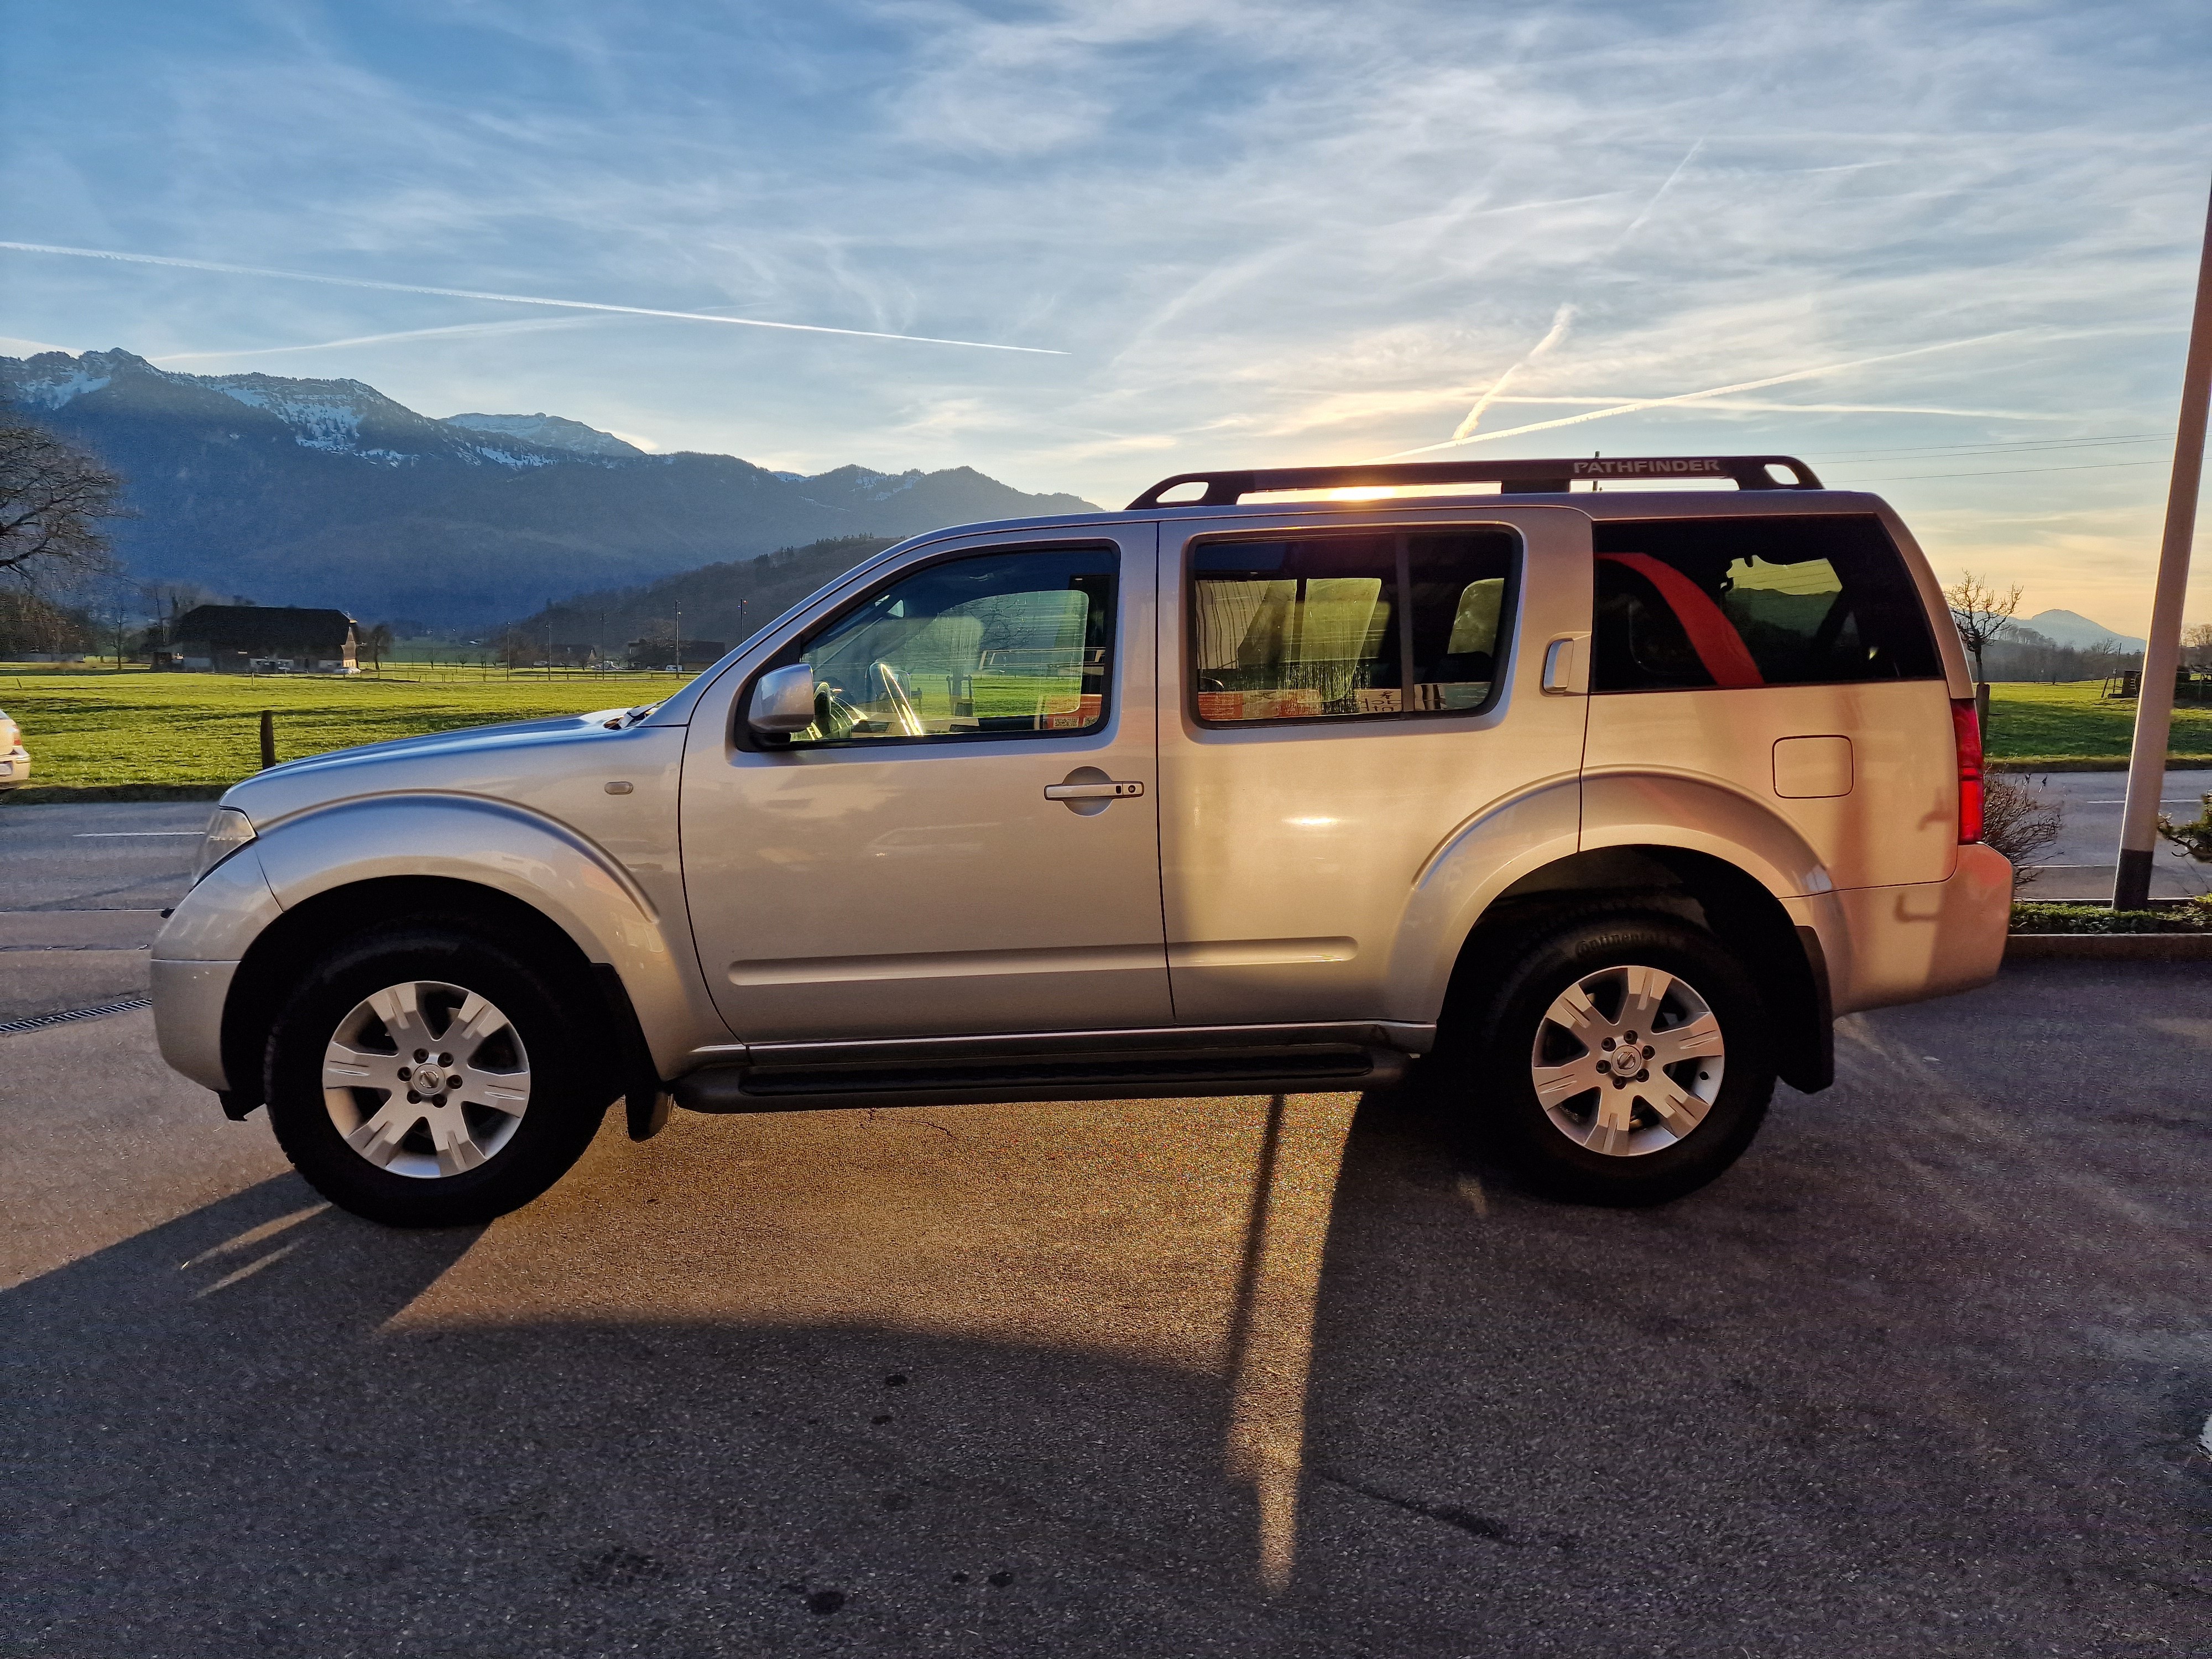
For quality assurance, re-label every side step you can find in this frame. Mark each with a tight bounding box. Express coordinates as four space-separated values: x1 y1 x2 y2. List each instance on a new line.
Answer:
672 1041 1412 1114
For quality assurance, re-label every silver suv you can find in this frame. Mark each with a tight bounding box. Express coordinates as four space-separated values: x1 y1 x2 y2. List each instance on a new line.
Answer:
153 455 2011 1227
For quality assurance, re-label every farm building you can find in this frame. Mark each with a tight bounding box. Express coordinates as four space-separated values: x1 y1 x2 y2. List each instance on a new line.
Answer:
160 606 359 674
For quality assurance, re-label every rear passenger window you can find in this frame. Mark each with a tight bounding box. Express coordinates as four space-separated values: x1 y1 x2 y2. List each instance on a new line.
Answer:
1591 515 1940 692
1189 530 1517 724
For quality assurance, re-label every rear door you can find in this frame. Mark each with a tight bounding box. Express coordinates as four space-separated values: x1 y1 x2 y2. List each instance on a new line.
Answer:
1155 506 1591 1026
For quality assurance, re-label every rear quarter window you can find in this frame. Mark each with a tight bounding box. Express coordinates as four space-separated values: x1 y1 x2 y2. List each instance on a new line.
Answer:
1590 514 1940 692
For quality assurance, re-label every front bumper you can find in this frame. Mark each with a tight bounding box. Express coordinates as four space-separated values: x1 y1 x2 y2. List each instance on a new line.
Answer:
149 843 283 1095
152 958 239 1091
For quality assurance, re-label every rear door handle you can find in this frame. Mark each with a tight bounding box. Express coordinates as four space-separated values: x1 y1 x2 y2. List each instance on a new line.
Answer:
1044 780 1145 800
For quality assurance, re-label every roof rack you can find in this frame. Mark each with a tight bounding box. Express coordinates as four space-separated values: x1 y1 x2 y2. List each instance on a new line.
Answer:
1124 454 1823 509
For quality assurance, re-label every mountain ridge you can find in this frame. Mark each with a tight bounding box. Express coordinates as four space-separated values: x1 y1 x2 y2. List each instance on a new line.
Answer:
2023 608 2145 653
1 349 1099 627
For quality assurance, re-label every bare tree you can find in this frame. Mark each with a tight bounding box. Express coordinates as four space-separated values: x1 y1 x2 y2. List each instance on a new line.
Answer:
361 622 394 671
2181 621 2212 674
1945 571 2023 684
1980 774 2064 889
0 421 127 588
0 585 93 656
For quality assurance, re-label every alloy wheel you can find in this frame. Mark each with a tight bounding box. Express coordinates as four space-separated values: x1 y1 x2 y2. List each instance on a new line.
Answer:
1527 963 1726 1157
320 979 533 1179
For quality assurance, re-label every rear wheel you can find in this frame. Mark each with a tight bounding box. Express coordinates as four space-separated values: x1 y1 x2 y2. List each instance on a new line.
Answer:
1447 914 1775 1205
263 921 613 1227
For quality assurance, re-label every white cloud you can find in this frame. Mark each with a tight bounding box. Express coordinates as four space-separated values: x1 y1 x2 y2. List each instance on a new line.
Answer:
3 0 2210 625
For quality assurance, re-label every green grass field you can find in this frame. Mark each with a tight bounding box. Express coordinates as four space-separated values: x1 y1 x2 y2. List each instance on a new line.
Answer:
1 670 2205 792
0 665 692 789
1984 680 2212 764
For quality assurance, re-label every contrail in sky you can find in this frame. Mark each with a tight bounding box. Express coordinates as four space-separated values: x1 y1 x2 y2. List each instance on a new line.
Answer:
1451 303 1575 441
0 240 1067 356
1613 135 1707 250
1380 331 2027 458
1438 138 1695 444
153 317 587 362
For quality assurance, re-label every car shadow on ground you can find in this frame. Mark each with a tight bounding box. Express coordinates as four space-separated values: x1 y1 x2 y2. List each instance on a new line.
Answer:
4 964 2208 1657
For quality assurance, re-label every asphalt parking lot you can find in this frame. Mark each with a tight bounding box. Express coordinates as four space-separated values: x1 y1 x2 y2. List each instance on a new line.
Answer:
2 802 2206 1657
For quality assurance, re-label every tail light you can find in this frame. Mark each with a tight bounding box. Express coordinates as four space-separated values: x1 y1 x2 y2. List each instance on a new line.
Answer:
1951 697 1983 843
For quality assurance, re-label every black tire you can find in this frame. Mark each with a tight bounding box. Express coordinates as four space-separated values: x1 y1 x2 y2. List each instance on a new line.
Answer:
1444 912 1775 1206
263 919 615 1227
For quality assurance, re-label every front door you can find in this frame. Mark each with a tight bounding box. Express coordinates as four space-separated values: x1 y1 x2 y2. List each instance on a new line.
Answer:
680 528 1168 1042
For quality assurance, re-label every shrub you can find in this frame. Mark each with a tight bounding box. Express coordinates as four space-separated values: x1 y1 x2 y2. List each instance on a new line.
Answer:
2158 792 2212 863
1981 774 2063 888
2009 900 2212 935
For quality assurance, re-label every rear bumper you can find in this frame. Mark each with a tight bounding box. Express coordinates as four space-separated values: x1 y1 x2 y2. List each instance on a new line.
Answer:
0 747 29 786
1820 842 2014 1017
152 958 239 1091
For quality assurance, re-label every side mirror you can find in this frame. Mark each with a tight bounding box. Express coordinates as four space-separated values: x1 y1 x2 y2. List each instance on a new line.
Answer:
746 663 817 736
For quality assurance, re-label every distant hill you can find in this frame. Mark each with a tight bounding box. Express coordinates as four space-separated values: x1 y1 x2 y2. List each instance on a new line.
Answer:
508 535 900 661
0 349 1098 629
2025 609 2143 652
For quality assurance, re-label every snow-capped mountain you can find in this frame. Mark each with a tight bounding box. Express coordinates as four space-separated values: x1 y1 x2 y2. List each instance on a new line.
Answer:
442 411 642 458
6 351 605 471
1 349 1097 627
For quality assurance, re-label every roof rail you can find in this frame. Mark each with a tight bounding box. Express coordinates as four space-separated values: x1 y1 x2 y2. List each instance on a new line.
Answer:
1124 454 1823 509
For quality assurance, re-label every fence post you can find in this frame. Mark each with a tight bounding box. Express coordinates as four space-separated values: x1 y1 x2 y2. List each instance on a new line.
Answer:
259 709 275 770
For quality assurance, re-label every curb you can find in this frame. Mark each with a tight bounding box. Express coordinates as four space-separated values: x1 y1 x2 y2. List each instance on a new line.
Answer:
2006 932 2212 961
0 784 231 805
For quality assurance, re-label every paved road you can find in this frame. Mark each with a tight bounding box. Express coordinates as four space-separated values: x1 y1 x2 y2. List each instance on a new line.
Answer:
2 806 2206 1657
2013 768 2212 901
0 799 211 1021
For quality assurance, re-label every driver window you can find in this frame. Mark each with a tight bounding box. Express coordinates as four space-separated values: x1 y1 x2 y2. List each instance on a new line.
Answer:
770 546 1117 746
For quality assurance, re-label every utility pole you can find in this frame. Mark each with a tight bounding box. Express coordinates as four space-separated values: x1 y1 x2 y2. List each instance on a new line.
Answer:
2116 174 2212 909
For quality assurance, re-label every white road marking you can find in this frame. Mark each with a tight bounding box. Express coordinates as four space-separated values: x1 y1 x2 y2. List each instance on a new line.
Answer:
72 831 201 837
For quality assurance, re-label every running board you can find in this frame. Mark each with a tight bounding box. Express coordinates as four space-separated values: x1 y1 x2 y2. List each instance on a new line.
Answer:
671 1041 1412 1114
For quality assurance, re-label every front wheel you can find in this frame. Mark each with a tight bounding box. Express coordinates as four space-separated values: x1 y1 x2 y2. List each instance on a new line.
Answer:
263 921 614 1227
1447 914 1776 1206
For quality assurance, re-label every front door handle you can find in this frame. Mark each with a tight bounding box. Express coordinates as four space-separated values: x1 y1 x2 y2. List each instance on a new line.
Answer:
1044 780 1144 800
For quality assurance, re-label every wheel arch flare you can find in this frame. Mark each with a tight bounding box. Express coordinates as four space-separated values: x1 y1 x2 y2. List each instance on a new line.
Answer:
211 795 707 1110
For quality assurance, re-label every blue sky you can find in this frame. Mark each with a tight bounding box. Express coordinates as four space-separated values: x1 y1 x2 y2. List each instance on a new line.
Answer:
3 0 2210 629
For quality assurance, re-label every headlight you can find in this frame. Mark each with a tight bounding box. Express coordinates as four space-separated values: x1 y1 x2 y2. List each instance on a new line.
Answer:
191 806 257 885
